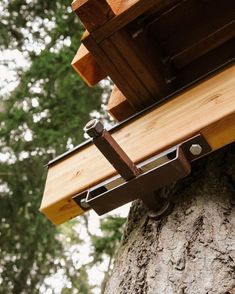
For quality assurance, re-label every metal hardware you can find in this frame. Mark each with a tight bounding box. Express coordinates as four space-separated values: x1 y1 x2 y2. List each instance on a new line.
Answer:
80 198 90 209
73 121 211 217
84 119 104 139
83 119 172 216
84 119 140 181
132 28 144 39
84 145 191 215
190 144 202 156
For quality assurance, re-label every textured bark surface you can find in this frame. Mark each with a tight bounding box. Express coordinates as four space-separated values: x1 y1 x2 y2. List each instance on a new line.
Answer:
104 143 235 294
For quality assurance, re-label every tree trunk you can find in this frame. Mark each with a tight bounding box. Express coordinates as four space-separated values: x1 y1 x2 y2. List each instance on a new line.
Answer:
104 143 235 294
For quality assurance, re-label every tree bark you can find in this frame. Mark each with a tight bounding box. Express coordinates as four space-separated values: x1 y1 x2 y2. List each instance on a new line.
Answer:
104 143 235 294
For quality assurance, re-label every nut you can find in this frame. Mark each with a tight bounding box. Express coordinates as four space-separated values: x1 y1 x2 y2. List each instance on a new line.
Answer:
189 144 202 156
84 119 104 138
80 198 90 209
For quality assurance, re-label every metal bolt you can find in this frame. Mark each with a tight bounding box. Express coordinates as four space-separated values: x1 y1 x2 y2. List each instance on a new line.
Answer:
166 76 176 84
132 28 144 39
189 144 202 156
84 119 104 138
162 56 170 64
80 198 90 209
84 119 140 180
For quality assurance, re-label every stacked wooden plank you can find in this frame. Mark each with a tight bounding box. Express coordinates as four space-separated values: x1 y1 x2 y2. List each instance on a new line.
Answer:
71 0 235 121
71 0 177 117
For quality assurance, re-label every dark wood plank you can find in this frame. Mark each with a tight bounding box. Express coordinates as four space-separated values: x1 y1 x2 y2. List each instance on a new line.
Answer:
100 35 155 108
82 32 154 109
176 39 235 87
172 20 235 68
112 28 170 98
148 0 235 67
92 0 181 42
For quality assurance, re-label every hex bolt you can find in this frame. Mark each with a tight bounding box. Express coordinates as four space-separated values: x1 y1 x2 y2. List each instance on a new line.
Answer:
84 119 140 180
166 76 176 84
80 198 90 209
189 144 202 156
132 28 144 39
84 119 104 138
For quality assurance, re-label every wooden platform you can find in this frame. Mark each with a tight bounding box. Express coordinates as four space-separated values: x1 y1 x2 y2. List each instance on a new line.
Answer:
71 0 235 117
40 65 235 225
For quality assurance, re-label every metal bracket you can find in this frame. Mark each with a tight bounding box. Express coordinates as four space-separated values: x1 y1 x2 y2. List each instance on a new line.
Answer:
73 119 211 217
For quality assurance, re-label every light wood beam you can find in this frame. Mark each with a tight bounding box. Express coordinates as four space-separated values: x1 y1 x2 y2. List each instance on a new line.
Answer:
107 86 137 121
71 44 107 86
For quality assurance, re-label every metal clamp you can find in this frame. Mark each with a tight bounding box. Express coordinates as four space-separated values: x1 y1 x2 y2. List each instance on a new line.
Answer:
73 119 211 217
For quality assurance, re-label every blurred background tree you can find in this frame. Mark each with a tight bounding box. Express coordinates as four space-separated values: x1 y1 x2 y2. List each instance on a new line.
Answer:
0 0 125 293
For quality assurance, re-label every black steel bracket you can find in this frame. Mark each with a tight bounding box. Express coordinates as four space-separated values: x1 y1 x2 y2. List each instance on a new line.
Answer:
73 120 211 217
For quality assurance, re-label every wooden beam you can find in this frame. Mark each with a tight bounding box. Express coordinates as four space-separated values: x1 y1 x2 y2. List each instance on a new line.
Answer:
176 39 235 86
81 32 143 107
71 1 173 104
92 0 181 43
148 0 235 69
71 0 115 32
71 44 107 86
100 34 155 106
40 65 235 225
171 20 235 68
71 0 181 42
111 29 170 98
107 85 137 121
82 31 155 109
82 28 171 108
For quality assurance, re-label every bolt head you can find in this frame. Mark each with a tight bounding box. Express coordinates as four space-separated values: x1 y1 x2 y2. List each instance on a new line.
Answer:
80 198 90 209
84 119 104 138
189 144 202 156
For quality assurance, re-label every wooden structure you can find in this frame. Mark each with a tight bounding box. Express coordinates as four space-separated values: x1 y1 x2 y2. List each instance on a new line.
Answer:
40 0 235 225
71 0 235 119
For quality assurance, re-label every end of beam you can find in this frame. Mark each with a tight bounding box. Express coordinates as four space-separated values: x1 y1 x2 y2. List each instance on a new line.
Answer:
71 0 115 32
71 44 107 86
107 86 137 121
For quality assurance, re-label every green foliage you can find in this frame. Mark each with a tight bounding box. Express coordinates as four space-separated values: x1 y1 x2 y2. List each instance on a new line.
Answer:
0 0 127 292
91 216 126 264
0 0 102 292
0 0 83 51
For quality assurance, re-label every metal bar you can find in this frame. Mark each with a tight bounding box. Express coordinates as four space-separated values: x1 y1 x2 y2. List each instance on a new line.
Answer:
73 134 211 215
84 119 140 180
86 146 191 215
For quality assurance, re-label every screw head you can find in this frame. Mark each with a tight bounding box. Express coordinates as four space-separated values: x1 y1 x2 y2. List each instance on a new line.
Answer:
84 119 104 138
189 144 202 156
80 198 90 209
